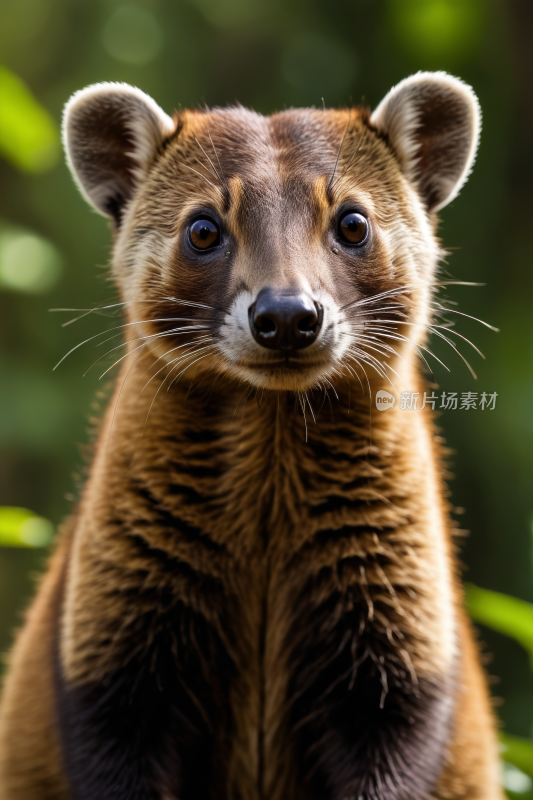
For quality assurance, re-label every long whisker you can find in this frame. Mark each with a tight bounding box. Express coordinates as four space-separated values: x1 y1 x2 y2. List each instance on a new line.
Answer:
363 325 450 372
346 346 391 385
299 392 308 442
428 325 485 358
134 339 214 408
179 161 223 194
351 304 409 318
342 362 365 394
195 136 224 188
50 297 223 327
330 140 364 194
143 348 216 435
326 121 350 195
304 391 316 425
340 285 417 312
163 295 229 315
425 328 477 379
95 324 209 350
350 349 400 393
367 316 485 364
166 343 217 392
207 129 228 191
431 305 499 332
193 154 220 184
98 334 212 380
53 318 212 370
164 347 218 397
362 326 436 379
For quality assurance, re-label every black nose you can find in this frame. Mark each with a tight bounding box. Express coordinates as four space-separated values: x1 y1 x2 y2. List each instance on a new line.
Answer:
249 288 322 350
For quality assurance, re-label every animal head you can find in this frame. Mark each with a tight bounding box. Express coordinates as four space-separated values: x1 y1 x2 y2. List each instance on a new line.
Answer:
63 73 480 394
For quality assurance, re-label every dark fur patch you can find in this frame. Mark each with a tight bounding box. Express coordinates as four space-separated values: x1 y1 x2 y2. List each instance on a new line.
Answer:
287 578 454 800
56 600 234 799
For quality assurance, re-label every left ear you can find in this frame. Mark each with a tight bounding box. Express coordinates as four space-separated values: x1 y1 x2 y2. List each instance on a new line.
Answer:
370 71 481 212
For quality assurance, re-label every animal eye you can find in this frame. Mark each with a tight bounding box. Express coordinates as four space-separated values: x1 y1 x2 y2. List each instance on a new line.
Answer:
189 218 220 250
338 212 368 246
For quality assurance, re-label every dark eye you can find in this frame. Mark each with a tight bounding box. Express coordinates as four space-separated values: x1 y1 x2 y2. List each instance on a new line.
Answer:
338 212 369 246
189 218 220 250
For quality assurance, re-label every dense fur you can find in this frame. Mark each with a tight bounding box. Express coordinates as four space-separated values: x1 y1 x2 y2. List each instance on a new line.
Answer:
0 73 503 799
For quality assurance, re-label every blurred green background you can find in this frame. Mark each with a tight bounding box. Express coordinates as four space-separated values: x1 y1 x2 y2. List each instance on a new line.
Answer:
1 0 532 789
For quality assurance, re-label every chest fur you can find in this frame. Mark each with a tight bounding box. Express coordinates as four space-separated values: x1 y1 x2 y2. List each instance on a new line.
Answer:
60 373 456 794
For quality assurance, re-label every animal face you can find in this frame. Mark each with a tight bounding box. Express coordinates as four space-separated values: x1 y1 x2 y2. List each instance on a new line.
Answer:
64 74 479 394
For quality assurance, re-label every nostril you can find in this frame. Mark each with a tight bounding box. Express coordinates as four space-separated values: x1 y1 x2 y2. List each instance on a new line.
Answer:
256 315 276 334
298 313 318 334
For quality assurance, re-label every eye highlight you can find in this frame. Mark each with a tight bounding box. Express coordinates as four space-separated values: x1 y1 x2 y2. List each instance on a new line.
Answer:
338 212 369 246
189 218 220 250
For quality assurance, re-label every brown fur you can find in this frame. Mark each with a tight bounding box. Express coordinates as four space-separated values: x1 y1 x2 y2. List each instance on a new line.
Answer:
0 75 503 799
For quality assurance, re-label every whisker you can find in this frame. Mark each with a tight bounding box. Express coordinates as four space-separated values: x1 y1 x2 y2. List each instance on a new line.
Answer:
195 136 224 188
53 317 214 370
330 141 364 194
193 154 220 184
363 325 450 373
98 335 212 381
322 377 339 401
179 161 224 194
426 328 477 379
428 325 485 359
431 305 499 332
166 343 217 392
326 121 350 195
343 362 365 394
143 348 216 435
340 285 417 312
163 295 229 316
304 391 316 425
139 337 214 394
207 129 228 191
299 392 308 442
51 297 222 327
95 324 209 350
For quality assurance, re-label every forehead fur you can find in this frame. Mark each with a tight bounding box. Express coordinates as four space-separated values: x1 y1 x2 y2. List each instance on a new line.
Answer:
134 106 406 233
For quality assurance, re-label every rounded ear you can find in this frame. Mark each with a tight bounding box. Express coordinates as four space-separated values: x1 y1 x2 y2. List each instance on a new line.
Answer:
62 83 175 223
370 71 481 212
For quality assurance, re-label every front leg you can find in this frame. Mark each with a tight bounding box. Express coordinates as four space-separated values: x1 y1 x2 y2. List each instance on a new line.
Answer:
287 563 455 800
56 601 229 800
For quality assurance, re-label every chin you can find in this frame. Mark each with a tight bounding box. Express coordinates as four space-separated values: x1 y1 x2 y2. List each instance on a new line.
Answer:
222 357 335 392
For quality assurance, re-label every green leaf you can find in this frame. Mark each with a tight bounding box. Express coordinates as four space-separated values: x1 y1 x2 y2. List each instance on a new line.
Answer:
0 506 54 548
0 65 59 173
465 583 533 663
502 734 533 780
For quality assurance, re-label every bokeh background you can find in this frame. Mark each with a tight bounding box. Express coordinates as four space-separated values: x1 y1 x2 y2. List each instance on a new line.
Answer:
1 0 532 790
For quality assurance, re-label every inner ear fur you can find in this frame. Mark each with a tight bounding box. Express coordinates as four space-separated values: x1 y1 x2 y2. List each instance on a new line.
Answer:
370 71 481 212
62 82 176 223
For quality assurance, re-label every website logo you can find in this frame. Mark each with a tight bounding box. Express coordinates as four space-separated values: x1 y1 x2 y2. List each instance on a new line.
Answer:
376 390 396 411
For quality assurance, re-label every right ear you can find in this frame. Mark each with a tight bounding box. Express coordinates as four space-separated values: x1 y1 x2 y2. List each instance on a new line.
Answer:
62 83 176 222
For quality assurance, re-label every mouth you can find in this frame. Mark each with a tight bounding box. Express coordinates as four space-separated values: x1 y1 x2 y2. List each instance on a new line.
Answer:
235 354 326 370
228 351 334 391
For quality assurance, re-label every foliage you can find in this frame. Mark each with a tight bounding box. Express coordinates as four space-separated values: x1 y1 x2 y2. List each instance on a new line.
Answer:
0 65 58 173
0 506 54 548
466 584 533 790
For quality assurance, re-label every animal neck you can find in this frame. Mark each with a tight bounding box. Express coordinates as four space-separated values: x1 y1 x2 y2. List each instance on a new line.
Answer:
90 356 426 533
